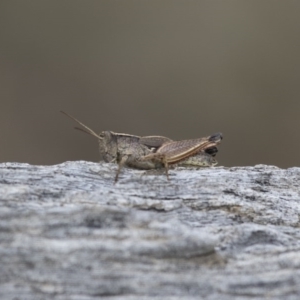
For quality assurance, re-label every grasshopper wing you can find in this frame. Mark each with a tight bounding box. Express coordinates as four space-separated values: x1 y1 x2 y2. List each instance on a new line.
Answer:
140 136 173 148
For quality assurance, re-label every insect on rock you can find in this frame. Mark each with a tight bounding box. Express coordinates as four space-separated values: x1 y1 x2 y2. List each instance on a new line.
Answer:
61 111 223 182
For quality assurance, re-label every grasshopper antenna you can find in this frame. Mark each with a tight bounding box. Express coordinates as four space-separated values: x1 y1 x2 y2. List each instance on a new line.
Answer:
74 127 95 136
60 111 103 140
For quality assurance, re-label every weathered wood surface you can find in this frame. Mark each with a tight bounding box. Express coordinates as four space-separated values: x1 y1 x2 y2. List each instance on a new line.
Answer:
1 161 300 300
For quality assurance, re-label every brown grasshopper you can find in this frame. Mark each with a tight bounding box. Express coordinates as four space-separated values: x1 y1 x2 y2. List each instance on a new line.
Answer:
61 111 222 182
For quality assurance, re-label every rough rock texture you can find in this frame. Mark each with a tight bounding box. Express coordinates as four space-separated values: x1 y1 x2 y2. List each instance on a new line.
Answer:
1 161 300 299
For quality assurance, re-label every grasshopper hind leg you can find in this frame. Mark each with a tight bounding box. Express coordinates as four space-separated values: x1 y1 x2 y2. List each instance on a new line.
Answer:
205 146 218 157
154 154 170 181
162 157 170 181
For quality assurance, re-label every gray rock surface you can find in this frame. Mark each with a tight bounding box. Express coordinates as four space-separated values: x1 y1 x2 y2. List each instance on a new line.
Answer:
1 161 300 299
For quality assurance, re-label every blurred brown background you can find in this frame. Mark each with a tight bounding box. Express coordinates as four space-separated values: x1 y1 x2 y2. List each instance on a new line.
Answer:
1 1 300 168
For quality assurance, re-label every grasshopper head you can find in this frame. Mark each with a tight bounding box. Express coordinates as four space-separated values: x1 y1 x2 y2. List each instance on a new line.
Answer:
98 131 118 163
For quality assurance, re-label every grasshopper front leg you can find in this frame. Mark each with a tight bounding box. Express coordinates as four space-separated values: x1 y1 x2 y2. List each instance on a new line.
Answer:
115 155 129 183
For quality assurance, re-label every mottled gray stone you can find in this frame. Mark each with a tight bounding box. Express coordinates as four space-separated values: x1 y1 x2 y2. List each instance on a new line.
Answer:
1 161 300 299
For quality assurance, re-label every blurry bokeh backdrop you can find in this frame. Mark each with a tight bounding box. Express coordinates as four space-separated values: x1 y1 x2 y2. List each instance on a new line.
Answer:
1 1 300 168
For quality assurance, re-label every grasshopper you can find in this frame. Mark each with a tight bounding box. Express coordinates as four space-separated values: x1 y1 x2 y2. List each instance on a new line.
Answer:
61 111 222 182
